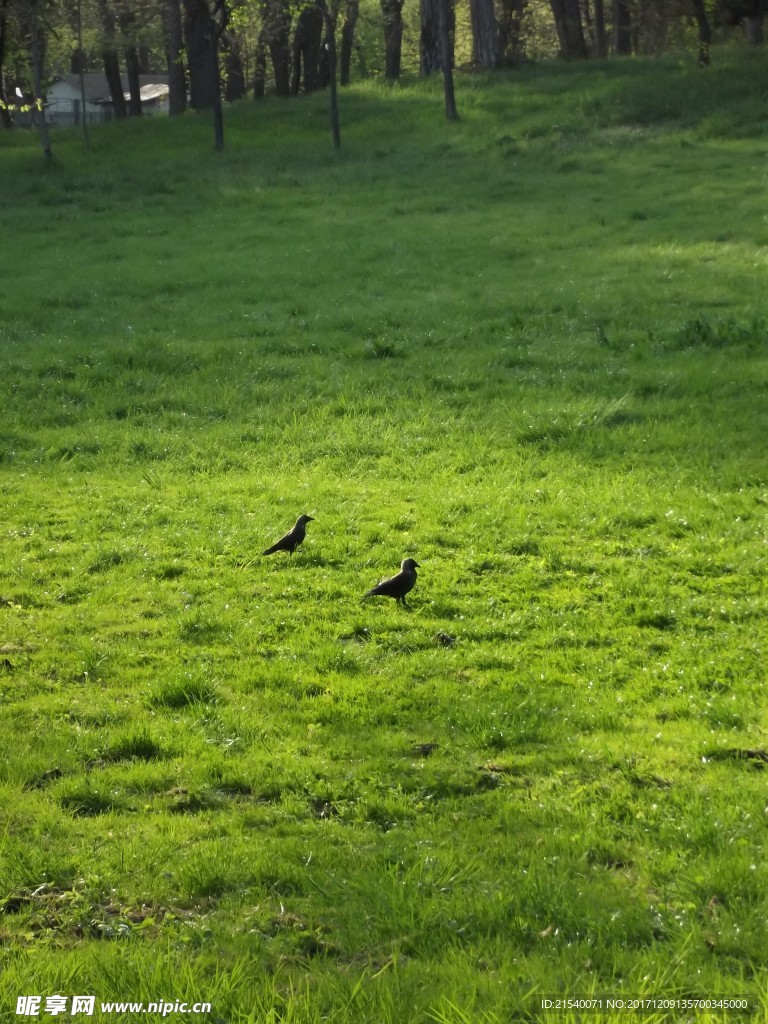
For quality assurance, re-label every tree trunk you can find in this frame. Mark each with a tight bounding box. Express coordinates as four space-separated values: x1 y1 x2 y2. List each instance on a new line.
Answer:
253 29 267 97
469 0 500 66
613 0 631 54
743 14 764 43
260 0 292 96
339 0 358 84
125 44 143 115
324 4 340 148
0 0 13 129
102 49 127 117
163 0 187 115
98 0 128 118
319 0 334 86
497 0 527 63
420 0 441 72
690 0 710 64
28 4 52 160
549 0 588 58
76 0 90 145
592 0 607 55
222 31 246 100
182 0 218 109
292 2 324 93
117 6 142 115
438 0 457 119
213 85 223 148
380 0 404 80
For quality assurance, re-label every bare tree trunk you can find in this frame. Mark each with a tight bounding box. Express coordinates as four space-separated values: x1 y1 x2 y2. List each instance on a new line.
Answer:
324 3 340 148
260 0 292 96
163 0 187 115
253 28 267 97
498 0 527 63
339 0 358 84
319 0 335 86
593 0 607 56
182 0 218 109
690 0 710 65
549 0 588 58
438 0 457 119
420 0 441 72
29 4 52 160
0 0 14 128
293 1 323 93
125 44 143 115
76 0 90 145
222 30 246 100
743 14 764 44
613 0 631 54
469 0 500 66
98 0 128 117
380 0 404 80
117 5 143 115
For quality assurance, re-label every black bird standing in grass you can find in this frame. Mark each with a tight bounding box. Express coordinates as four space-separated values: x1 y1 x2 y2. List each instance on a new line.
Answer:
262 514 314 557
363 558 420 606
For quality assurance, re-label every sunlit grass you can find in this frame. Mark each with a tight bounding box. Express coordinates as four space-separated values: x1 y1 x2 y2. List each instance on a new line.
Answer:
1 46 767 1023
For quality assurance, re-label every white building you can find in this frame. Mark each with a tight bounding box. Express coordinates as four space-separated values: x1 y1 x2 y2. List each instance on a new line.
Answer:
46 74 170 126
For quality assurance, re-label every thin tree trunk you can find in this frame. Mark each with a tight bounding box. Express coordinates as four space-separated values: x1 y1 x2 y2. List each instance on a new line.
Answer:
213 84 223 148
593 0 606 56
98 0 128 117
125 44 143 115
117 5 143 115
324 4 340 149
211 1 226 148
76 0 90 145
339 0 358 84
29 5 52 160
253 29 267 97
438 0 457 119
163 0 187 115
690 0 710 65
0 0 14 128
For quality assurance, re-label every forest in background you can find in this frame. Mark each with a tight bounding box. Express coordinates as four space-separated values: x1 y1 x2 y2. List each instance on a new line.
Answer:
0 0 765 136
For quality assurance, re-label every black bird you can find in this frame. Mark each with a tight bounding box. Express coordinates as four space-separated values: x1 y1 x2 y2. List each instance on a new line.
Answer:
262 514 314 557
363 558 420 606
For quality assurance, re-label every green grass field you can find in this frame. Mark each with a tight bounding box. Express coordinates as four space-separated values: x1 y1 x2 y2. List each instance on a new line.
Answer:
1 49 767 1023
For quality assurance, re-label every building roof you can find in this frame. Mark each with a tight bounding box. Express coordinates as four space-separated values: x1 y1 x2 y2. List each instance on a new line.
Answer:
129 83 170 102
51 73 169 104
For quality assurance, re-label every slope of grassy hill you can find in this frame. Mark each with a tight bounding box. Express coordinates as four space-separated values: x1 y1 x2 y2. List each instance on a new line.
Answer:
1 48 767 1023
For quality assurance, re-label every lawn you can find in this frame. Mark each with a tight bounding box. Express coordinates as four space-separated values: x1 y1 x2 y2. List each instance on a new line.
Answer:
0 48 767 1023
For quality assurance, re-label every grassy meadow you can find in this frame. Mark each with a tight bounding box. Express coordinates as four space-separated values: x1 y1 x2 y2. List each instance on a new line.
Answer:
1 49 767 1023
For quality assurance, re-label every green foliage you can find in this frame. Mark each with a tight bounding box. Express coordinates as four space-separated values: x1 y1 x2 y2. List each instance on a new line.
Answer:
1 50 767 1022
